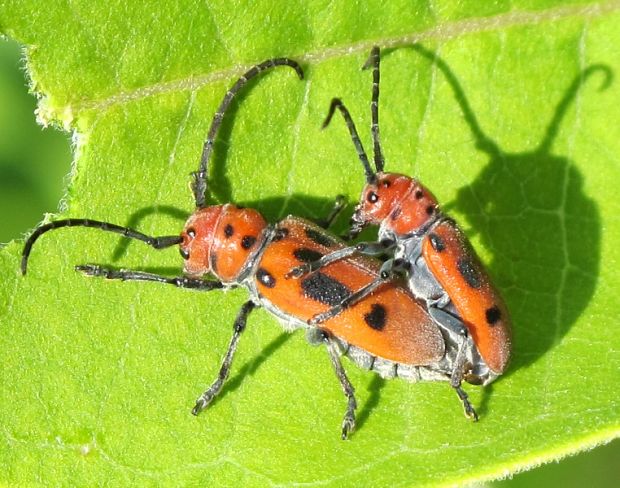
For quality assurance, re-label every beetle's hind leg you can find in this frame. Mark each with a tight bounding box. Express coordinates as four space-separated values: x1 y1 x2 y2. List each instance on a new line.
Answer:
449 335 479 422
320 330 357 439
428 307 478 420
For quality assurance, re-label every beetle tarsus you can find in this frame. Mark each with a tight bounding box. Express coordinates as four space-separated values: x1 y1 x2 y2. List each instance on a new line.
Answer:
454 386 478 422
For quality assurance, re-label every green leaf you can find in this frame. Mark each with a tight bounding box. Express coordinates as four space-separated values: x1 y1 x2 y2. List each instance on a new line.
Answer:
1 1 619 486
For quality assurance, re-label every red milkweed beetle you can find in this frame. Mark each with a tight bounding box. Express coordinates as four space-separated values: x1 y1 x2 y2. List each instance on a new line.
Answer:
289 46 512 395
21 54 480 439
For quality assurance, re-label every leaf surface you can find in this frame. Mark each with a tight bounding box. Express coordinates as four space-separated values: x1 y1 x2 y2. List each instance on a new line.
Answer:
1 1 619 486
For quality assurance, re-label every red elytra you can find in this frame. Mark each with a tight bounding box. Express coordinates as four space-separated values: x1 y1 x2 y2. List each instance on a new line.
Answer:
289 47 511 384
21 53 483 440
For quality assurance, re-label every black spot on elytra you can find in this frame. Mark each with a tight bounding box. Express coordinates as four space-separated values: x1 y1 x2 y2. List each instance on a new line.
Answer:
293 248 323 263
256 268 276 288
273 227 289 241
429 233 445 252
305 228 335 248
364 304 387 331
415 190 424 199
426 205 435 215
457 258 481 289
241 235 256 250
301 272 351 306
485 305 501 326
390 208 402 221
224 224 234 238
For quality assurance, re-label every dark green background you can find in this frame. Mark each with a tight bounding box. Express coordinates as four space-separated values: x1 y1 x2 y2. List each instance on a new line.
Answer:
1 36 617 487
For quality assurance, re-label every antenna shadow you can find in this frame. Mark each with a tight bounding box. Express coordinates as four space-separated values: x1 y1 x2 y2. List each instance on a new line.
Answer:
408 44 610 376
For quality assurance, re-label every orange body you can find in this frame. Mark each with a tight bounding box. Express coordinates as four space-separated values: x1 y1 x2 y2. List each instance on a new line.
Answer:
422 220 511 373
256 217 444 366
350 172 512 376
180 208 444 366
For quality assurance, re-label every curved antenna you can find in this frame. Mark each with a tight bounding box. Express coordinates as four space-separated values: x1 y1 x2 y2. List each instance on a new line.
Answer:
362 46 385 172
538 64 612 154
21 219 183 275
192 58 304 208
322 98 375 183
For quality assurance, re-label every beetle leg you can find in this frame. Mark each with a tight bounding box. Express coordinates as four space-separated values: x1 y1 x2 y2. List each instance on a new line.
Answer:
314 195 347 229
308 261 393 325
426 307 478 420
321 330 357 440
428 306 468 337
75 264 224 291
286 240 394 279
286 246 358 278
450 337 479 421
192 301 256 415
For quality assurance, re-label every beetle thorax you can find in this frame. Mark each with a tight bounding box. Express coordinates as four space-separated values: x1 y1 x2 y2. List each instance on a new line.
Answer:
352 172 439 236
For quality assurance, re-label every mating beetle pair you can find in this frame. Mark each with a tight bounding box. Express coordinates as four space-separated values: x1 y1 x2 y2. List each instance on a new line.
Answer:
21 47 511 439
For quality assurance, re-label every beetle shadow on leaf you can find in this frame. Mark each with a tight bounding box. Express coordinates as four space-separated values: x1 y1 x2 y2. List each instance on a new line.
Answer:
356 375 387 432
409 45 609 377
112 205 190 261
208 332 293 408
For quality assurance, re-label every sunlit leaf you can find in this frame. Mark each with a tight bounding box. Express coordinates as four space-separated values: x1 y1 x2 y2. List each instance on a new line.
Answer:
1 1 619 485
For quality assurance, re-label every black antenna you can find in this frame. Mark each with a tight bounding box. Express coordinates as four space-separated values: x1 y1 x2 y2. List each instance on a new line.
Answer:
21 219 183 275
192 58 304 208
322 98 376 183
362 46 384 172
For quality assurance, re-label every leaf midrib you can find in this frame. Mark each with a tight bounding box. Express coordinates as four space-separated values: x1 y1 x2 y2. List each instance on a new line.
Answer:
47 1 620 118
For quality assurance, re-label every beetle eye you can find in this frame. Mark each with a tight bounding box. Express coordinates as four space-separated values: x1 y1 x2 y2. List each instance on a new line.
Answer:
367 191 379 203
180 248 190 259
187 228 196 238
381 180 390 188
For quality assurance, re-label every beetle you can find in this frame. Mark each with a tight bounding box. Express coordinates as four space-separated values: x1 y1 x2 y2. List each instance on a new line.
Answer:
288 46 512 395
21 54 481 439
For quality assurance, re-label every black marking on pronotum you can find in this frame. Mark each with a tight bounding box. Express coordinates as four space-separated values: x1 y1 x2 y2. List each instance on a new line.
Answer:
301 272 351 306
224 224 234 238
485 305 502 326
256 268 276 288
457 258 481 289
390 208 401 221
429 233 445 252
293 248 324 263
305 228 335 248
364 304 387 331
273 227 289 241
241 235 256 250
